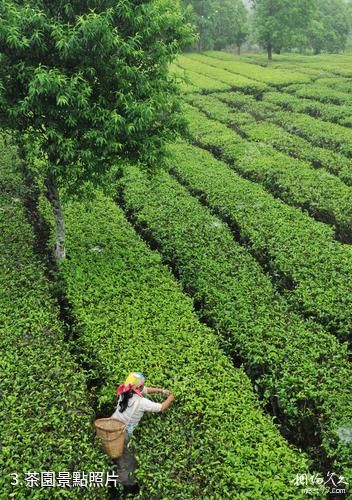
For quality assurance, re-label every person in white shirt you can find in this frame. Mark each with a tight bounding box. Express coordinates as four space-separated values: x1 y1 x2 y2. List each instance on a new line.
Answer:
110 372 175 493
111 372 175 436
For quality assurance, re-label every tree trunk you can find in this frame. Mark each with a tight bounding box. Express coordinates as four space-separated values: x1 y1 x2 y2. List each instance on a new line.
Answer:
237 45 241 55
314 47 321 55
267 43 273 61
197 32 202 52
45 173 66 260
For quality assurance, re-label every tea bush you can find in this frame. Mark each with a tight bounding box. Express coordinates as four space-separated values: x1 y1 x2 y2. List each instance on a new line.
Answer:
183 105 352 341
119 162 352 485
199 52 311 86
184 101 352 242
59 193 310 498
0 137 108 498
177 55 267 95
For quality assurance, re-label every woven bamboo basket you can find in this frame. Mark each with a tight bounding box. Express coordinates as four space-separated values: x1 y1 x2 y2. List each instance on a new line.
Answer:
94 418 126 458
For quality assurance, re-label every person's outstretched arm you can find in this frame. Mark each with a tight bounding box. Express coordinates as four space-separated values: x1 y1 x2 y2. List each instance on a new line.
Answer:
144 387 170 395
160 393 175 412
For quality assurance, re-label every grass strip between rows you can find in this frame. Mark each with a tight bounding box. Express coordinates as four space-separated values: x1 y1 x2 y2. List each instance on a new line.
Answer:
58 192 311 499
0 137 108 499
119 162 352 485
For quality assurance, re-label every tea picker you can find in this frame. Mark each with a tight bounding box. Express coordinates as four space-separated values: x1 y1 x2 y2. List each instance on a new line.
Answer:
95 372 175 492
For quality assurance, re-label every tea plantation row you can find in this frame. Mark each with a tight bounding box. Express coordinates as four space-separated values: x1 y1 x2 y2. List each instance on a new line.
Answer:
0 137 108 498
214 90 352 157
56 192 311 498
184 95 352 240
182 104 352 343
118 162 352 484
263 91 352 127
195 92 352 185
184 53 311 87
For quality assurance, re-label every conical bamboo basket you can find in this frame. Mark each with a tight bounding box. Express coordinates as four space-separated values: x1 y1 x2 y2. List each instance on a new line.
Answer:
94 418 126 458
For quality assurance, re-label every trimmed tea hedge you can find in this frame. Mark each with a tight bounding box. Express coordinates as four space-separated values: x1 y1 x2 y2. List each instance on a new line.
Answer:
197 52 311 86
59 192 310 498
263 91 352 127
183 104 352 341
243 57 333 78
216 91 352 157
240 53 352 77
176 55 267 94
119 161 352 485
269 110 352 157
215 90 281 121
216 92 352 174
278 61 352 78
242 122 352 187
183 101 352 243
170 63 230 93
188 92 352 186
185 92 256 128
286 83 352 106
320 79 352 94
0 136 107 499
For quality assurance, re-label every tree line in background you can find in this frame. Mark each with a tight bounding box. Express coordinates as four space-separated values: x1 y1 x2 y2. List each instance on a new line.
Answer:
184 0 352 59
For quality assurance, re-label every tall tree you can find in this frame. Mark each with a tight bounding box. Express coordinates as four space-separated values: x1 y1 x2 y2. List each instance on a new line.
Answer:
212 0 249 53
308 0 351 54
0 0 193 260
251 0 317 59
183 0 248 51
183 0 215 51
347 0 352 47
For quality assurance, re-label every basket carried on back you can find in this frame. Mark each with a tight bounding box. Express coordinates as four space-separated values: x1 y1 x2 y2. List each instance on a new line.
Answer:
94 418 126 458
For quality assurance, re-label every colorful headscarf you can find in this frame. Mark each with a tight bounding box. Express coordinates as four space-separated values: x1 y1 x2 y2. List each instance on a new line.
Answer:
117 372 145 397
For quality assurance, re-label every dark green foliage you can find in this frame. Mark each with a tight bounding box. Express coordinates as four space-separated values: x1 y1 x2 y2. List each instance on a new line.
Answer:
183 0 248 52
251 0 317 59
308 0 351 54
212 0 249 52
0 0 193 187
0 0 194 258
